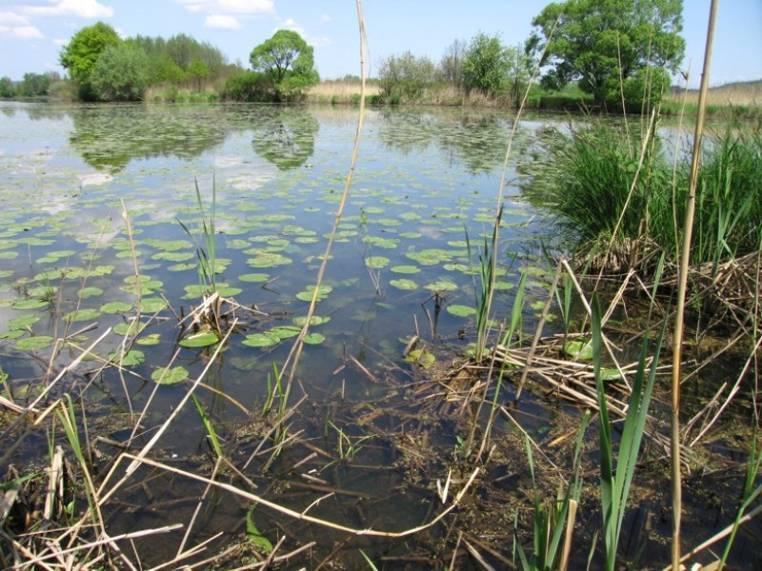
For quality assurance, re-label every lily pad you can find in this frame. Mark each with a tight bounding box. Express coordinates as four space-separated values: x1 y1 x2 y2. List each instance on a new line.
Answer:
100 301 132 314
16 336 54 351
365 256 390 269
136 333 161 346
406 348 436 369
389 279 418 291
65 308 101 322
242 332 280 348
239 273 270 283
109 349 145 367
303 332 325 345
446 304 476 317
179 330 220 348
12 298 49 310
152 366 190 385
78 286 104 299
9 315 39 330
390 265 420 275
563 340 593 360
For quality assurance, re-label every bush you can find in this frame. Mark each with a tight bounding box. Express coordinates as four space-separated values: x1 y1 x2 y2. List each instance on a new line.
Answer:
90 43 150 101
463 34 510 96
378 52 436 102
526 124 762 268
0 77 14 98
223 71 271 101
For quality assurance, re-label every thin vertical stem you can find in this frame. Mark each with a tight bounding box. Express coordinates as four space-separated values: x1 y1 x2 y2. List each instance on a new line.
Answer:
671 1 719 568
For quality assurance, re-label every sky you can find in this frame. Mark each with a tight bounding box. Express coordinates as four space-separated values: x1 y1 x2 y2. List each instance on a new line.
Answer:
0 0 760 87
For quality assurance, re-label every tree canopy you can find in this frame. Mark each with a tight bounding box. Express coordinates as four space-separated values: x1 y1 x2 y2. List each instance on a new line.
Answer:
90 43 150 102
249 30 319 98
59 22 121 100
529 0 685 104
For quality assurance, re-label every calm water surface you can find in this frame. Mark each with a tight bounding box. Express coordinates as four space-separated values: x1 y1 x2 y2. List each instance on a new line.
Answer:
1 103 754 568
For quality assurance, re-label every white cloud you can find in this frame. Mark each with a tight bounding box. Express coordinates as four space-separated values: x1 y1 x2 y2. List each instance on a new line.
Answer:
22 0 113 19
177 0 273 15
0 24 44 38
0 10 43 38
53 37 67 45
320 14 331 23
276 17 304 36
205 14 240 29
0 11 28 25
275 18 331 48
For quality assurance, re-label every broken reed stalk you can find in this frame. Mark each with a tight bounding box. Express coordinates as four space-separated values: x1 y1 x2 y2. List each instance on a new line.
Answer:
279 0 368 404
479 16 559 359
116 453 481 539
671 1 719 568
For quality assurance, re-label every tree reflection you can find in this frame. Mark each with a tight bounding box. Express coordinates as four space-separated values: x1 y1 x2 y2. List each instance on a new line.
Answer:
69 105 228 172
251 107 319 170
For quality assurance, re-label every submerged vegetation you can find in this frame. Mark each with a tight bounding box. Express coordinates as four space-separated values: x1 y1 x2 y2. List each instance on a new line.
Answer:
1 1 761 570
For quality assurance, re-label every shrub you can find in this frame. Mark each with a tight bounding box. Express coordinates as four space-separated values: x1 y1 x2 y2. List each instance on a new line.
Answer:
223 71 270 102
378 52 436 101
90 43 150 101
462 33 510 96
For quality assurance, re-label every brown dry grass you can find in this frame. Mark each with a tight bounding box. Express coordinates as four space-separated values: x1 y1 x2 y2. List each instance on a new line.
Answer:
667 82 762 107
307 80 380 99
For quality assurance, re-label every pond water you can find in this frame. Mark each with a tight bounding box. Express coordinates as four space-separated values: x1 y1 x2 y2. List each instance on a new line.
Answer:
0 102 757 569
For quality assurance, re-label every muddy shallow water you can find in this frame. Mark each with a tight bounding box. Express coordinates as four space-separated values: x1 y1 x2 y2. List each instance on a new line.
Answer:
0 102 758 569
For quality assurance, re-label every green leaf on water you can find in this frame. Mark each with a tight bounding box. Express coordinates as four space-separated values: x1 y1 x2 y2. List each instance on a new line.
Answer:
16 336 54 351
446 304 476 318
239 273 270 283
140 297 168 313
151 366 189 385
108 349 145 367
390 265 420 275
12 298 49 310
563 340 594 360
365 256 390 269
269 326 301 340
136 333 161 346
65 308 101 322
296 284 333 302
78 286 104 299
292 315 330 326
406 348 436 369
242 332 280 348
303 332 325 345
100 301 132 314
179 330 220 348
389 279 418 291
9 315 39 330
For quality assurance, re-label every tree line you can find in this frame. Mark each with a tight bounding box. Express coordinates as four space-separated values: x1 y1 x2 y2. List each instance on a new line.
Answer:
378 0 684 109
2 0 685 109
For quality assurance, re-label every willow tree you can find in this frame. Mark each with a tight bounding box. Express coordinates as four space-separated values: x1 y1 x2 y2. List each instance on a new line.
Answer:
528 0 685 105
249 30 319 100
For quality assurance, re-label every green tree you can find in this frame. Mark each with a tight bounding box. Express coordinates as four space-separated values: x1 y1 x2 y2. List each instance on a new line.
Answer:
188 58 209 91
90 43 150 101
59 22 121 100
17 72 52 97
529 0 685 105
439 39 467 88
462 33 511 96
378 52 436 101
0 77 16 98
249 30 319 99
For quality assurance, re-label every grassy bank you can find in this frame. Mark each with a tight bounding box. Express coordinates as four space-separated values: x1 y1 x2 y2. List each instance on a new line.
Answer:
526 124 762 270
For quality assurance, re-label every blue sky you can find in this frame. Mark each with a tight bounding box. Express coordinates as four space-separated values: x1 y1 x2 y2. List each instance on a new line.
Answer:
1 0 760 86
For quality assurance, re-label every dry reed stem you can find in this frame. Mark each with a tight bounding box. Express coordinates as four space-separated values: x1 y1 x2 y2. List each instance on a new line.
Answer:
279 0 368 407
115 453 481 538
671 2 719 567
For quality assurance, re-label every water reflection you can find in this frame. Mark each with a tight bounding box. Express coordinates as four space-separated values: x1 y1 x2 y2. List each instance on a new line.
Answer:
377 109 524 174
251 106 319 170
69 105 229 172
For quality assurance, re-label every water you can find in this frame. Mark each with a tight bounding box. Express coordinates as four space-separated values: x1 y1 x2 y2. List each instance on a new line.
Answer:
0 102 757 569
